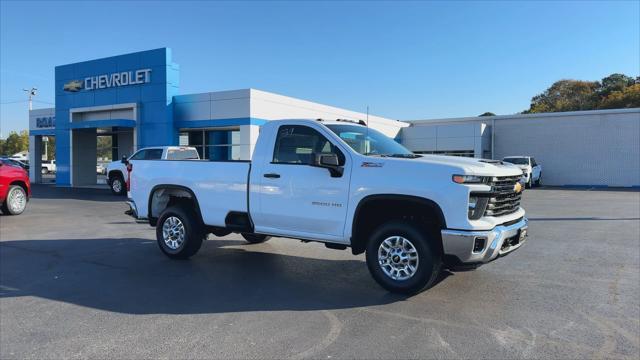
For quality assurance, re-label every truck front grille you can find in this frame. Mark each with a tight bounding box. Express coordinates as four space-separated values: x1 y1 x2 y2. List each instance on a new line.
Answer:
484 175 522 217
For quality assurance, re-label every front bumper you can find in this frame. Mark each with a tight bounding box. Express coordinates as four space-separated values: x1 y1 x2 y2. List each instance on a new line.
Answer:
441 217 528 265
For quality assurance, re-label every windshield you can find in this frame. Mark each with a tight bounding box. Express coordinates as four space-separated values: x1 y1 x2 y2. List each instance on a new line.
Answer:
326 124 414 157
503 157 529 165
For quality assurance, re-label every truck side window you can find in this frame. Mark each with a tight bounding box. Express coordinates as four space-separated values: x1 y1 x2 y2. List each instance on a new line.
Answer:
129 150 147 160
272 125 345 165
146 149 164 160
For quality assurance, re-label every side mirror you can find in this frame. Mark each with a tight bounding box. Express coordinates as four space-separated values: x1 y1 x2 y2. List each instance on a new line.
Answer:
121 155 128 164
314 153 343 177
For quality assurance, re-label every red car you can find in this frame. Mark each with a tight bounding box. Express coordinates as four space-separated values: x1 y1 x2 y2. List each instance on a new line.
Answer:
0 159 31 215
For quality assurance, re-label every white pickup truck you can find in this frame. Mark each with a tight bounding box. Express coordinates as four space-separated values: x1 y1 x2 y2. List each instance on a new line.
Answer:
106 146 199 194
126 119 529 293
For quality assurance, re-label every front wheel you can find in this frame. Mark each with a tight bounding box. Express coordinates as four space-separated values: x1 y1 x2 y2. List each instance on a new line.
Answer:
365 220 441 294
156 206 205 259
41 167 48 175
1 185 27 215
109 174 126 195
526 175 532 189
241 233 271 244
535 173 542 187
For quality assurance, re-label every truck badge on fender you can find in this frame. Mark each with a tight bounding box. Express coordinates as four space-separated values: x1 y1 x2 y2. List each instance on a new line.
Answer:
361 162 384 167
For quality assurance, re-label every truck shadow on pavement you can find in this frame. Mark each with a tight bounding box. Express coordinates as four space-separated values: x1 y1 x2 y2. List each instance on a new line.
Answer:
29 184 122 202
0 238 434 314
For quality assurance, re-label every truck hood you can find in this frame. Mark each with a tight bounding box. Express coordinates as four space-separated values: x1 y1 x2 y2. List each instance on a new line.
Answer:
408 154 523 177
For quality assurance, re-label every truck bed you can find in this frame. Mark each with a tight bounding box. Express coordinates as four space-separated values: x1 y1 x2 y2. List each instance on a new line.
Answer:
129 159 251 227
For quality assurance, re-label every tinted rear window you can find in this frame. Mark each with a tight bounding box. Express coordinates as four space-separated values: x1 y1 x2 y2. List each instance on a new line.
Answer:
166 149 199 160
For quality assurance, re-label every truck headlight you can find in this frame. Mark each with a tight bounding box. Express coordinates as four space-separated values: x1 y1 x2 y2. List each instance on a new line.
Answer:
452 175 488 184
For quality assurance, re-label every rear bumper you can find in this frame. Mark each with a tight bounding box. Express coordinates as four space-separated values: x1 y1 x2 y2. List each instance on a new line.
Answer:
441 217 528 265
125 199 139 218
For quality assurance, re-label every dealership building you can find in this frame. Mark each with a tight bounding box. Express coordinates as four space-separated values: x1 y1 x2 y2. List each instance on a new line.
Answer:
27 48 406 187
28 48 639 188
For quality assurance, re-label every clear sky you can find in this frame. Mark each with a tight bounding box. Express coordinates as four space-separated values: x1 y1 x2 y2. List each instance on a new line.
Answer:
1 0 638 136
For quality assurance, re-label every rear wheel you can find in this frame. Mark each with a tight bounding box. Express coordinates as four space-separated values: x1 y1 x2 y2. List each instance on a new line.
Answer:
156 206 204 259
365 220 441 294
1 185 27 215
41 167 48 175
109 174 126 195
241 233 271 244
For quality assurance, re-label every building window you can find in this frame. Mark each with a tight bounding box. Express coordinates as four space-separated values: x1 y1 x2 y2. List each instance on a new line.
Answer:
179 128 241 160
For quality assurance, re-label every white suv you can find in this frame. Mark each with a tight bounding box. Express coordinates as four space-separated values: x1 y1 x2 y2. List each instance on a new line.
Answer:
502 156 542 188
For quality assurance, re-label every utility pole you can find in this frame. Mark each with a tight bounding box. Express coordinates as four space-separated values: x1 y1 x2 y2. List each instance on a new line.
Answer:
23 87 37 111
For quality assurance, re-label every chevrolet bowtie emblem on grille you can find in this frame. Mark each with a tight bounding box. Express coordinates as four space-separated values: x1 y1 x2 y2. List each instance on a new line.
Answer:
63 80 83 92
514 182 523 193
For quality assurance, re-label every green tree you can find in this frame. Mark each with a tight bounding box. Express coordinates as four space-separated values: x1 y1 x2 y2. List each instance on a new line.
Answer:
525 80 600 113
524 73 639 113
599 83 640 109
598 73 635 98
479 112 496 116
2 130 29 156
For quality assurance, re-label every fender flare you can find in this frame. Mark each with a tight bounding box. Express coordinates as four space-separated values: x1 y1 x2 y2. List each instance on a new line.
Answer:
148 184 204 226
350 194 447 254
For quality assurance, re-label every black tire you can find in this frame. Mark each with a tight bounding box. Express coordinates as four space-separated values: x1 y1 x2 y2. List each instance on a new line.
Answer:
109 174 126 195
241 233 271 244
1 185 27 215
365 220 441 294
156 205 205 259
526 176 532 189
41 167 48 175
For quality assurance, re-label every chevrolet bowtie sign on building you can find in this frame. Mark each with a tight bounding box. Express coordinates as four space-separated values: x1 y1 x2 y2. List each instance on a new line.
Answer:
63 68 152 92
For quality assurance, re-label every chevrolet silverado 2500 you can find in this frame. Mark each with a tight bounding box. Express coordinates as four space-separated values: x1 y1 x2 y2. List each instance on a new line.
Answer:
126 119 528 293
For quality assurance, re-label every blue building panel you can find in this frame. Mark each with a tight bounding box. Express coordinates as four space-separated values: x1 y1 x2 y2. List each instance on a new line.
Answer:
116 53 142 71
141 83 170 103
116 86 142 103
54 48 177 186
93 88 118 105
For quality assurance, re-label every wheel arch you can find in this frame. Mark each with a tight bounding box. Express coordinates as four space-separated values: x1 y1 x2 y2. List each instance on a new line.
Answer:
350 194 447 255
108 170 123 180
9 180 29 196
148 184 204 227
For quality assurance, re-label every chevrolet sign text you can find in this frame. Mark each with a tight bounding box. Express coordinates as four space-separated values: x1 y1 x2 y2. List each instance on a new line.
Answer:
83 68 152 90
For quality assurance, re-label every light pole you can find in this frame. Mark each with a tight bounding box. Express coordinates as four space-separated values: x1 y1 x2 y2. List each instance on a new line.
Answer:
22 87 37 111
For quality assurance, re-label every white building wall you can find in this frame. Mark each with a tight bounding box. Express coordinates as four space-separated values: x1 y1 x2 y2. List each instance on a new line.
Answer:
404 108 640 187
249 89 407 138
400 121 487 157
492 109 640 187
173 88 407 160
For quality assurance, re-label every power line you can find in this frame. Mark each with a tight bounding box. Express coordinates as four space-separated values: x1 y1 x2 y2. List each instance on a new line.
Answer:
0 99 54 105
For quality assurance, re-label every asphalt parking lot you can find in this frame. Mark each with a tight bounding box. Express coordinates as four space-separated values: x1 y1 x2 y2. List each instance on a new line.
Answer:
1 185 639 359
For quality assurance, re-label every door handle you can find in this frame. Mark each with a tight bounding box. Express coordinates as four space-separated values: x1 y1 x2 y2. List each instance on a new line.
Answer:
263 173 280 179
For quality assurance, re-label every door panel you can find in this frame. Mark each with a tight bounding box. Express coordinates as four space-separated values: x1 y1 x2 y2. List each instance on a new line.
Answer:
253 124 351 239
258 164 350 237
